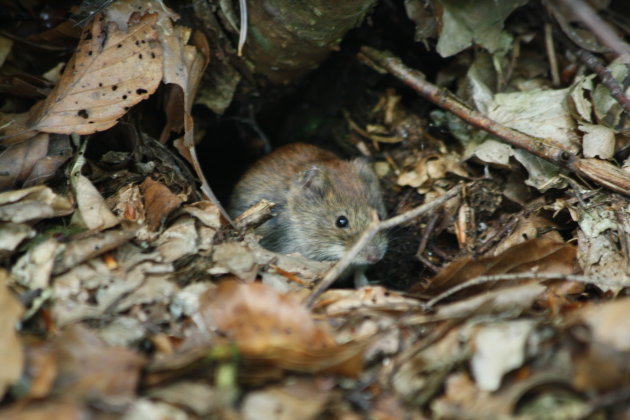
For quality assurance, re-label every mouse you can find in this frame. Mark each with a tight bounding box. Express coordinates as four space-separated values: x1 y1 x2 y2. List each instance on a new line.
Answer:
228 143 388 282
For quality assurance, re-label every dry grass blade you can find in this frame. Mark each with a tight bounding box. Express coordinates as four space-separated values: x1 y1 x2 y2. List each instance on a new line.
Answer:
27 12 164 135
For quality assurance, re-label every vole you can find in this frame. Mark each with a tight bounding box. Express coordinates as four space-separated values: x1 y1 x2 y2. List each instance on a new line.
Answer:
228 143 388 276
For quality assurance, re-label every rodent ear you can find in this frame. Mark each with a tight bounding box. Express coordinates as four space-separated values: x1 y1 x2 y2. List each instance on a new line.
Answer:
352 158 386 216
293 165 328 199
351 158 379 186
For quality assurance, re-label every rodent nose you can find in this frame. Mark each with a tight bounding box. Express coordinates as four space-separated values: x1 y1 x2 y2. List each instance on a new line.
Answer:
365 249 384 264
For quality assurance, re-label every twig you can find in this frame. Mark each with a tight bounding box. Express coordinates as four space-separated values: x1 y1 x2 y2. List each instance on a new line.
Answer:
544 23 561 86
425 271 627 310
475 216 518 255
237 0 248 56
558 0 630 60
574 48 630 116
379 185 461 231
358 47 570 163
358 46 630 196
416 212 439 260
304 183 463 307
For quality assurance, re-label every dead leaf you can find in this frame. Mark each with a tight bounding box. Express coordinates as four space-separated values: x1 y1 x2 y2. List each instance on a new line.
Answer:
146 381 217 417
0 401 88 420
413 237 577 297
471 320 536 391
53 324 145 401
0 269 24 398
52 227 137 275
11 238 61 290
570 297 630 391
27 12 163 135
0 186 73 223
0 133 48 191
71 173 119 230
241 379 329 420
194 280 365 377
580 123 616 159
140 177 183 231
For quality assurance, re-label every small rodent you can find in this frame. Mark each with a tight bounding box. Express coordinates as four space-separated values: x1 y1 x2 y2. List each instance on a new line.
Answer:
229 143 388 268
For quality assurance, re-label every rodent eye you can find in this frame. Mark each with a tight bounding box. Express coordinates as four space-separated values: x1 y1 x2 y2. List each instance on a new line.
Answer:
335 215 349 228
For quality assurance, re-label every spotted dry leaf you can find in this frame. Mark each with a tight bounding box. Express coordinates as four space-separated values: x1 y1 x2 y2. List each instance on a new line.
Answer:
27 12 163 135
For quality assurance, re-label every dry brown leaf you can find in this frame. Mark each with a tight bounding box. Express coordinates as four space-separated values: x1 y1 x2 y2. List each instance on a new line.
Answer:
140 177 184 231
241 379 329 420
196 280 365 377
0 401 88 420
432 372 513 419
569 297 630 391
0 133 72 190
0 186 73 223
71 173 119 231
413 237 577 296
0 270 24 399
27 12 163 135
0 133 48 191
52 324 145 401
52 227 137 275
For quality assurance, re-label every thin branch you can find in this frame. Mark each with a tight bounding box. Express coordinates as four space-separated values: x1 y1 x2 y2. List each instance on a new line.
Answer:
425 271 628 310
304 184 463 308
237 0 248 56
544 23 561 86
358 47 570 163
358 46 630 196
558 0 630 60
574 48 630 116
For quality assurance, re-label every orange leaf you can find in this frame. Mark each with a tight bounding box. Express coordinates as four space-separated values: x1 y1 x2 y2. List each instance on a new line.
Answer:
198 281 365 376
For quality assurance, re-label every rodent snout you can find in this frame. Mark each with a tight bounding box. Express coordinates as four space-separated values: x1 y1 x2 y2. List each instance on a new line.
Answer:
359 235 388 265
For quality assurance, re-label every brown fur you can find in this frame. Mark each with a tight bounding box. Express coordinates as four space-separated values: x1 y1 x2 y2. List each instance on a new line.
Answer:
229 143 388 265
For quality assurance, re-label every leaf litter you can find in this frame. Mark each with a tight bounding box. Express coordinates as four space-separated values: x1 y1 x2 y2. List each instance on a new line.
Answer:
0 0 629 418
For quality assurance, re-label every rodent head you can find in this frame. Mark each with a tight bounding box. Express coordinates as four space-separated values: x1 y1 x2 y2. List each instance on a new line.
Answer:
286 158 388 266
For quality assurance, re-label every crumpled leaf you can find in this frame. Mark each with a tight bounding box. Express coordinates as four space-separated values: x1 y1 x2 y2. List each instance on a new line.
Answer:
471 320 536 391
576 199 630 291
53 227 137 275
413 237 576 297
0 186 73 223
53 325 145 402
52 245 173 326
0 222 35 256
569 297 630 391
487 88 578 190
70 150 119 231
11 238 61 290
0 270 24 398
580 123 615 159
569 74 596 122
392 326 470 405
397 152 468 190
194 280 366 377
146 381 217 417
140 177 183 232
436 0 528 57
592 59 630 130
0 133 48 190
241 380 329 420
27 12 164 135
